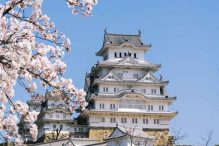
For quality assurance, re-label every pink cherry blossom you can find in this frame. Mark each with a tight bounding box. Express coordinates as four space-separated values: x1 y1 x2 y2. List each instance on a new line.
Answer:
0 0 97 143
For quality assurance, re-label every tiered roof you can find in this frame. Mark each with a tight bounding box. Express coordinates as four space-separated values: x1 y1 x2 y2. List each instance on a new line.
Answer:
27 94 44 105
96 31 151 56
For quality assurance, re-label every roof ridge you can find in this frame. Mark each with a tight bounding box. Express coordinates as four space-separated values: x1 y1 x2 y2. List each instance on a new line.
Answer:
106 33 140 36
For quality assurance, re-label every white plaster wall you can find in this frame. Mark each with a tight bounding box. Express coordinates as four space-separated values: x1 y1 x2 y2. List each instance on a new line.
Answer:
108 47 145 61
89 114 169 129
98 84 161 95
94 97 169 112
44 112 71 120
70 125 88 133
107 137 128 146
113 68 145 80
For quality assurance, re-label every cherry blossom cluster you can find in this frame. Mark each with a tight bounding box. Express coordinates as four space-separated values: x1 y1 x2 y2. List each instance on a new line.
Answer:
67 0 98 16
0 0 96 144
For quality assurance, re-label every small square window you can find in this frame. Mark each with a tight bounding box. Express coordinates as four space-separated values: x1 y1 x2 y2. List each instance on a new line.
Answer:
100 117 105 122
134 53 137 58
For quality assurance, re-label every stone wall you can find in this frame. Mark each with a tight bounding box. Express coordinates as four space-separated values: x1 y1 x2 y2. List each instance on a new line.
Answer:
44 133 69 142
89 127 114 140
144 130 173 146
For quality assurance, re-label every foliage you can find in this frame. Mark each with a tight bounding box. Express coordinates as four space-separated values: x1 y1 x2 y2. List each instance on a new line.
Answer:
0 0 97 144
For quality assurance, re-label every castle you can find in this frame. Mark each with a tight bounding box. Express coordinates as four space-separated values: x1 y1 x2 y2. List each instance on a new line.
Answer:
26 31 177 144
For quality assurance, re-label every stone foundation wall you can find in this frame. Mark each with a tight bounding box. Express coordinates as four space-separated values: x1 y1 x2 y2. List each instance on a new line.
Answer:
144 130 173 146
89 127 114 140
44 133 69 142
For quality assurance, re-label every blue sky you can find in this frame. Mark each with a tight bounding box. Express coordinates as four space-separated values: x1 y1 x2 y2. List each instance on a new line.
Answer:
14 0 219 145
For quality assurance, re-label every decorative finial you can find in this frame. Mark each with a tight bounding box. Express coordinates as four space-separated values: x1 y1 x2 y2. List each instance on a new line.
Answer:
104 27 107 35
160 75 163 81
138 30 141 37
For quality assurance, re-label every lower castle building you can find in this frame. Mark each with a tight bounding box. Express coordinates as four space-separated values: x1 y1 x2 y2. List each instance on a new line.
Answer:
27 31 177 145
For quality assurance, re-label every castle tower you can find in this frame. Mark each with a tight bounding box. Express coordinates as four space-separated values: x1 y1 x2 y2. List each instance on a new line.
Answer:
78 31 177 140
28 91 88 142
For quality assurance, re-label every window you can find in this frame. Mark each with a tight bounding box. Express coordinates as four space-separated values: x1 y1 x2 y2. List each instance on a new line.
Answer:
110 118 116 123
132 118 138 123
114 52 117 58
53 125 56 130
113 88 119 92
51 103 55 107
154 119 159 124
56 114 59 118
143 119 148 124
63 114 66 119
100 117 105 122
135 118 138 123
60 125 63 130
148 105 153 111
159 105 164 111
108 75 114 79
100 103 105 109
118 73 123 77
151 89 156 94
121 118 127 123
49 114 53 118
119 53 122 57
79 128 83 132
133 74 138 79
103 55 108 60
103 87 108 92
75 128 77 132
110 104 116 109
143 89 146 93
124 53 127 56
134 53 137 58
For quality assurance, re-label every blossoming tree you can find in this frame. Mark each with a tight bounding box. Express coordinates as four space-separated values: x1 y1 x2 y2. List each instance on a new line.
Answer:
0 0 97 144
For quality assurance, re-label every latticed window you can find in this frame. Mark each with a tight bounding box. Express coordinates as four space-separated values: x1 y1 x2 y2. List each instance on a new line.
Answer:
132 118 138 123
118 73 123 77
159 105 164 111
143 118 148 124
103 87 108 92
100 117 105 122
110 118 116 123
133 73 138 79
100 103 105 109
154 119 159 124
121 118 127 123
119 52 122 57
134 53 137 58
148 105 153 111
79 128 83 132
151 89 156 94
110 104 116 109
